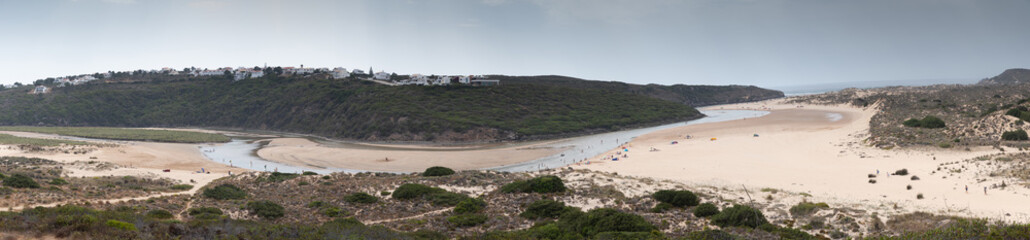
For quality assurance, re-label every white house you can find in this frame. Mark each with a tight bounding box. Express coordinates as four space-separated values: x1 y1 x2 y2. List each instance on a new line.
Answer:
351 69 366 75
331 68 350 79
373 71 390 80
458 75 471 84
196 70 224 77
32 85 48 94
294 68 315 74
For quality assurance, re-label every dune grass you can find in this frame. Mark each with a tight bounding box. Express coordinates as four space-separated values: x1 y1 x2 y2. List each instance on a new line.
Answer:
0 133 89 146
0 126 230 143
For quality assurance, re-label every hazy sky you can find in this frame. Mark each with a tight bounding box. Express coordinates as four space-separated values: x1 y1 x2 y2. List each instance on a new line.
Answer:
1 0 1029 88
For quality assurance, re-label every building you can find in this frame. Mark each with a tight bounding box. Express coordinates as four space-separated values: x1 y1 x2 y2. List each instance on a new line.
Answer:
351 69 366 75
32 85 48 94
331 68 350 79
373 71 391 80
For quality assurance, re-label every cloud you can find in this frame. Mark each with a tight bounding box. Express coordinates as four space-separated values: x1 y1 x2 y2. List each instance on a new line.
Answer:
529 0 680 26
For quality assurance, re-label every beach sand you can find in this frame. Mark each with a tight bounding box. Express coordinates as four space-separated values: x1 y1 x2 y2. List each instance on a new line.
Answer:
256 138 565 172
576 99 1030 222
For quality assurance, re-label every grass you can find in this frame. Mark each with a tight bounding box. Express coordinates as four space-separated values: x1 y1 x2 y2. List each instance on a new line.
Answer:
0 133 90 146
0 126 230 143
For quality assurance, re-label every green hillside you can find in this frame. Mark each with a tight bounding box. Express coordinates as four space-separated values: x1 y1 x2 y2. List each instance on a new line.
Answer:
492 75 785 106
0 76 701 142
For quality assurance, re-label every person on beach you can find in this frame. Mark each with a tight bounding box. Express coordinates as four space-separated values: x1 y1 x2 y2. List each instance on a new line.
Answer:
965 185 968 193
984 187 987 195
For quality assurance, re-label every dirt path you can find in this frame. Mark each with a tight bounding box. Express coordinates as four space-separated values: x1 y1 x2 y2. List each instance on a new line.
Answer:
363 207 453 225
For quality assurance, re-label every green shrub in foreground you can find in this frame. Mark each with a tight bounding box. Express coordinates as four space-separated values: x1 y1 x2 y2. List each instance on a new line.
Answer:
202 184 246 200
3 174 40 188
711 205 768 228
145 209 174 219
344 192 379 204
693 203 720 218
652 189 699 207
559 208 656 237
1002 130 1029 141
500 175 566 193
422 166 455 177
49 178 68 185
902 116 946 129
246 200 285 219
651 202 674 213
521 199 575 219
683 229 737 240
427 192 469 206
788 202 829 217
105 220 137 231
447 214 488 227
454 198 487 214
187 207 223 216
392 183 445 200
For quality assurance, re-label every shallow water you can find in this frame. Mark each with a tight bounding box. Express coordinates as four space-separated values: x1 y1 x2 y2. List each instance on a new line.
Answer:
485 109 769 172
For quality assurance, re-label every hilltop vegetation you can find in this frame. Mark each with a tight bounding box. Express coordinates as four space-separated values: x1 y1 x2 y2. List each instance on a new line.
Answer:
0 126 229 143
978 68 1030 85
493 75 785 107
0 75 702 142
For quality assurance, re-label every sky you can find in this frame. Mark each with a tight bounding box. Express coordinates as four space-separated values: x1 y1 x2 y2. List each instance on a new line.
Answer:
1 0 1029 89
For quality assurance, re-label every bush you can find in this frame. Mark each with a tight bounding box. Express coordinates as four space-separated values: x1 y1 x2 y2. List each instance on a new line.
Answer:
693 203 720 217
307 201 326 208
651 202 674 213
324 207 346 218
302 171 318 175
454 198 487 214
500 175 566 193
684 229 736 240
187 207 223 216
426 192 469 206
105 220 137 231
260 172 299 182
146 209 173 219
789 202 829 217
521 199 574 219
711 205 769 228
422 166 455 177
392 184 445 200
344 192 379 204
559 208 656 237
1002 130 1029 141
202 184 246 200
652 190 699 207
894 169 909 176
917 193 924 199
903 116 946 128
246 200 285 219
49 178 68 185
3 174 39 188
170 184 193 191
447 213 488 227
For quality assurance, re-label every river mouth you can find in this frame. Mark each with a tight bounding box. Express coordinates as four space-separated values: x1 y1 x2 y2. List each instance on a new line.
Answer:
199 109 769 174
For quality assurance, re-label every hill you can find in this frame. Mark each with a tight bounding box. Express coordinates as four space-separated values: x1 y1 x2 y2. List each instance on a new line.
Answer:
0 75 703 142
491 75 784 106
977 68 1030 85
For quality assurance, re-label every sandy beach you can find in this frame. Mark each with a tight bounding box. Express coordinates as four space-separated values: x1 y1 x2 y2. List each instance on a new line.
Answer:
575 99 1030 222
257 138 565 172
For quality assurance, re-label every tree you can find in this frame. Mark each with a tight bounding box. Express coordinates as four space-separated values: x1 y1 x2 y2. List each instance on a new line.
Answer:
1002 130 1029 141
13 82 22 87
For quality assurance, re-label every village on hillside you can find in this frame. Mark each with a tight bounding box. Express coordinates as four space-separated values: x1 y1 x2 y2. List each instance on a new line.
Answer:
3 65 500 94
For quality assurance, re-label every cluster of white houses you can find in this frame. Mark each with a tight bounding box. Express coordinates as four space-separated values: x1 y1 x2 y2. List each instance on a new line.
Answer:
19 65 501 94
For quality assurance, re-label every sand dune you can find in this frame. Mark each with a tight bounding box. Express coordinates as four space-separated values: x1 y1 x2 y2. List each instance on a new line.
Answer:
577 99 1030 222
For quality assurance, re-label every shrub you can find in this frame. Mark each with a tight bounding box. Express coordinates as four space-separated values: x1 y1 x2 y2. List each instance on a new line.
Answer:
911 175 920 180
559 208 656 237
3 174 40 188
894 169 909 176
447 214 488 227
917 193 924 199
684 229 736 240
1002 130 1029 141
903 116 946 128
260 172 299 182
422 166 455 177
246 200 285 219
298 181 310 186
302 171 318 175
789 202 829 217
651 202 673 213
170 184 193 191
105 220 137 231
521 199 574 219
187 207 223 216
711 205 769 228
392 184 445 200
324 207 346 218
652 190 699 207
693 203 720 217
427 192 469 206
500 175 566 193
454 198 487 214
49 178 68 185
344 192 378 204
307 201 326 208
202 184 246 200
146 209 173 219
